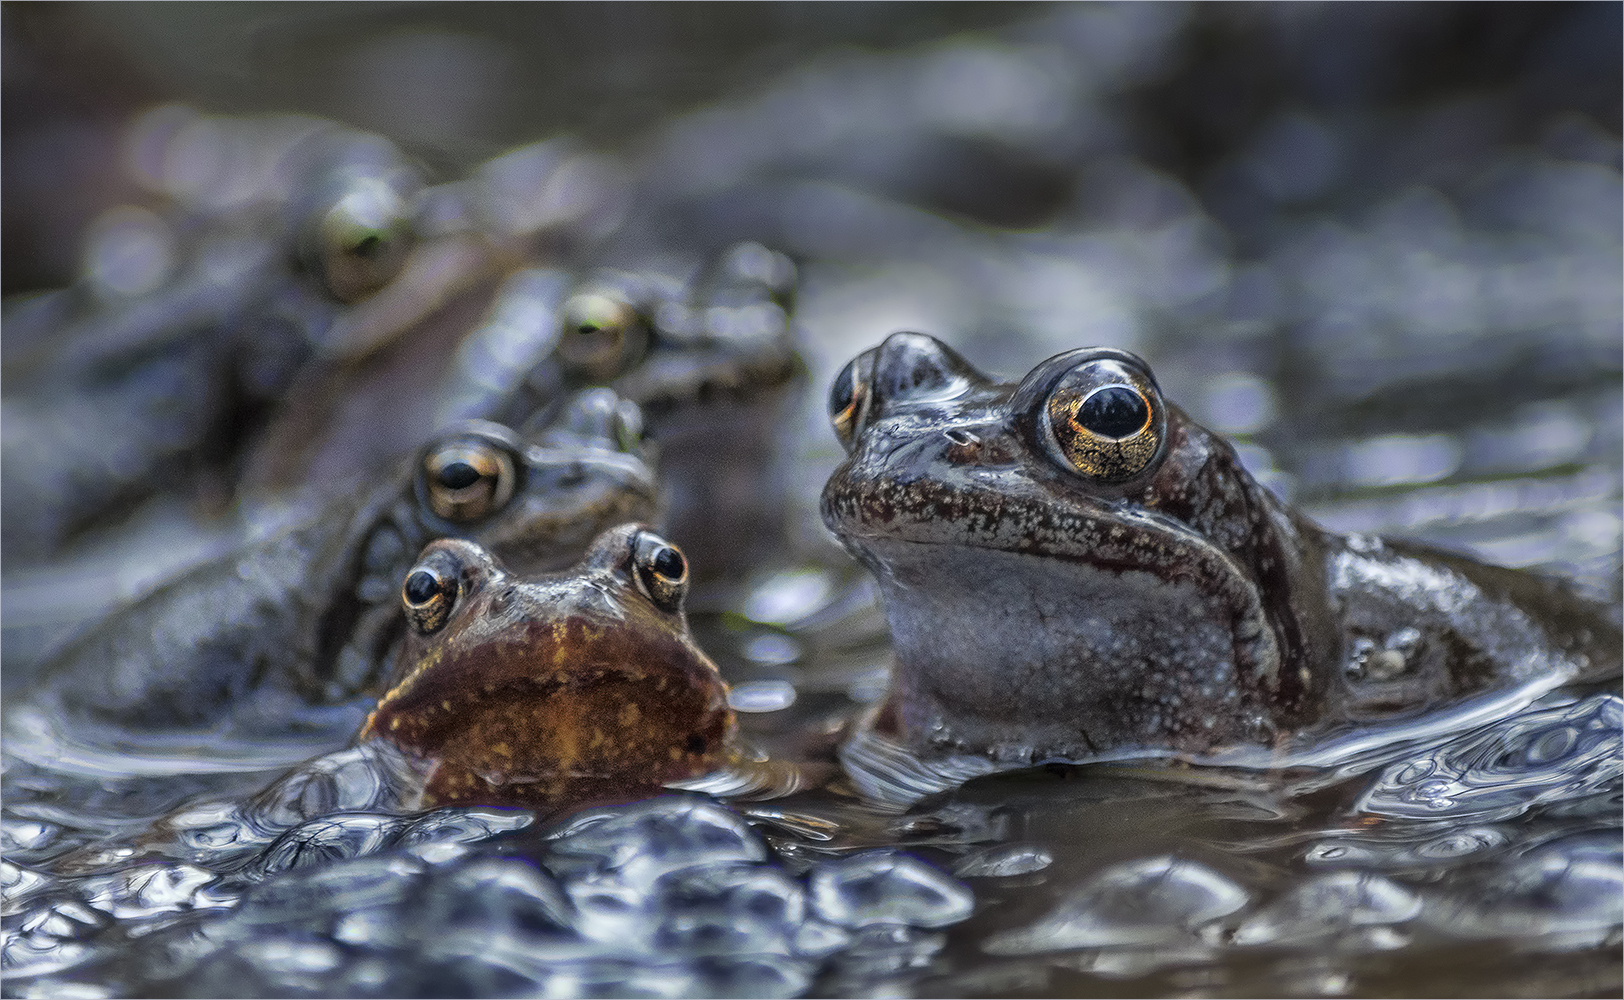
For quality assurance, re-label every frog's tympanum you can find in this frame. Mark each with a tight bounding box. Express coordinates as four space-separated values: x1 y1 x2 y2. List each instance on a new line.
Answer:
360 525 735 809
11 392 657 759
822 333 1620 767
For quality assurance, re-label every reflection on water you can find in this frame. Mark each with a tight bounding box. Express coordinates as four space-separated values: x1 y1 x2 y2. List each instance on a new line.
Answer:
4 3 1620 998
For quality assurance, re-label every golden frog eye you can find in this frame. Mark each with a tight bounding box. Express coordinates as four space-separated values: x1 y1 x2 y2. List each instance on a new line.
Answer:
307 177 414 303
632 530 688 614
421 437 518 523
1042 355 1166 483
828 351 875 452
557 290 648 382
401 563 458 634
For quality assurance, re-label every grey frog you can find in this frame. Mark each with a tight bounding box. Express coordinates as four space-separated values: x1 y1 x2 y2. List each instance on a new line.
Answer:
822 333 1620 767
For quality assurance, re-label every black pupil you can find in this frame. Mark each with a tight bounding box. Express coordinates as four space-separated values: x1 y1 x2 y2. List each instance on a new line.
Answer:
352 233 382 258
829 360 855 416
438 460 482 490
578 323 603 336
1078 386 1148 439
652 547 685 580
405 570 440 605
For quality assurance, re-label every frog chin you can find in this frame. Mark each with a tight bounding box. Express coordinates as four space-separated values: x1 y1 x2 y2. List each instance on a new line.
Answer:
856 535 1284 759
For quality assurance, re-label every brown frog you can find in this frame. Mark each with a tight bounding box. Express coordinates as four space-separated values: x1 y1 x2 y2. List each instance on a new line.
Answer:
361 525 735 809
821 333 1620 771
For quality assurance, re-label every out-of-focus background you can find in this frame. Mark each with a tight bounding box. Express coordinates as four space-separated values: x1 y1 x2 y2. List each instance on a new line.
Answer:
3 6 1621 998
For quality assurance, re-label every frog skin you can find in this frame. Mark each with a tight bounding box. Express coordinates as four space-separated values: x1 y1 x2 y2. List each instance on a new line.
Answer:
9 391 658 763
359 525 735 810
821 332 1621 767
0 112 508 563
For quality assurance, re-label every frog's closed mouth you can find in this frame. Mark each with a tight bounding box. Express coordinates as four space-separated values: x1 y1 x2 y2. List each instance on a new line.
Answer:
822 332 1620 770
361 524 735 809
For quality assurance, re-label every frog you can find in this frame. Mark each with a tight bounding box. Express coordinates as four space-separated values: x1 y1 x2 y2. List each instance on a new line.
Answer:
359 524 735 810
821 332 1621 772
7 390 659 769
0 110 609 564
270 240 809 590
505 241 807 590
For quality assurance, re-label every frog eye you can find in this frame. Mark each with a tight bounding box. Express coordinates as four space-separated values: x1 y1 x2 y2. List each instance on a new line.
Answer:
557 290 649 382
420 436 518 522
305 177 415 303
828 351 875 452
1038 353 1166 483
402 562 458 634
631 530 688 614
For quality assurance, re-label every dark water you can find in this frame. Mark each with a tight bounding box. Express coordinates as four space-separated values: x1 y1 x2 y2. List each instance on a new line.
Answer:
3 5 1620 997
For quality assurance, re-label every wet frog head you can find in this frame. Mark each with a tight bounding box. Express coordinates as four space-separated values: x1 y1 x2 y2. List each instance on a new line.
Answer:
821 333 1616 772
361 525 735 809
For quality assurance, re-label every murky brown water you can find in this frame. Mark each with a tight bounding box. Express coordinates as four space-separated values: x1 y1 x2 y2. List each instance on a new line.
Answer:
4 5 1620 997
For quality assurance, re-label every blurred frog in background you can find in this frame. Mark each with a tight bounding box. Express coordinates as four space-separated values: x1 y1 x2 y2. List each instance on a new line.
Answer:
1 107 622 565
258 240 807 596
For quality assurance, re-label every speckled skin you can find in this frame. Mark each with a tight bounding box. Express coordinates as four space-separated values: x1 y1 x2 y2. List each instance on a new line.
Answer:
15 394 659 748
362 526 735 809
822 333 1620 764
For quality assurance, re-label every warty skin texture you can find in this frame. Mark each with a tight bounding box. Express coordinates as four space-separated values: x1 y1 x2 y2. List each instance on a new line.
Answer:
822 333 1619 766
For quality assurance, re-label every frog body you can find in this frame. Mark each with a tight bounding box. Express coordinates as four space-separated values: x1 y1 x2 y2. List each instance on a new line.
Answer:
822 333 1620 766
361 524 735 809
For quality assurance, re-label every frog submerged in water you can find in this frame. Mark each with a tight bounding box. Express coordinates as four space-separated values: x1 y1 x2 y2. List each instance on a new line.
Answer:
8 391 658 769
822 332 1620 774
360 525 734 810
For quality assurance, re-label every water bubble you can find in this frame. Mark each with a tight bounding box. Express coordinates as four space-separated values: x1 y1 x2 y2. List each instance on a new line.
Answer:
1202 371 1278 435
547 797 767 888
1424 854 1624 944
809 851 973 929
430 857 574 936
255 814 404 877
1232 872 1422 947
1357 694 1623 821
657 866 806 956
984 856 1248 954
740 635 802 667
953 844 1055 878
